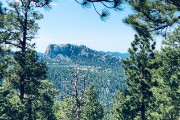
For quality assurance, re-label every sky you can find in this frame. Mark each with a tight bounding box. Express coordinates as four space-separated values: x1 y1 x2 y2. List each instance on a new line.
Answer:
33 0 136 53
2 0 162 53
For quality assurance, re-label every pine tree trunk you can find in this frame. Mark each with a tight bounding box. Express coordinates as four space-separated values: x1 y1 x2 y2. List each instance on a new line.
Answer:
28 98 33 120
170 113 174 120
19 10 28 120
141 100 146 120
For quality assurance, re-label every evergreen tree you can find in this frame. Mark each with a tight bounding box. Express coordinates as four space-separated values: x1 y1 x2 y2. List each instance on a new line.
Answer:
54 98 75 120
81 85 104 120
36 80 58 119
156 27 180 119
0 0 57 119
0 44 8 88
124 0 180 37
1 49 58 119
122 1 180 119
54 85 104 120
112 34 171 120
0 1 7 84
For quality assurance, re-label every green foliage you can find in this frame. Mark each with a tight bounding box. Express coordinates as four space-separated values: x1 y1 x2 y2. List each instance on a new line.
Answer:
0 50 57 119
155 27 180 119
81 85 104 120
0 83 25 119
6 50 47 96
47 64 125 108
117 1 180 119
54 98 75 120
0 2 8 83
124 0 179 37
111 27 180 119
44 44 126 108
0 0 57 119
0 46 9 83
0 79 57 119
112 34 172 120
37 80 58 120
54 86 104 120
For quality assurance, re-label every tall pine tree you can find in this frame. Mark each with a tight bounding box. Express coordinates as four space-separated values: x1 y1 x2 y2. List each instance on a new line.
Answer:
81 85 104 120
156 27 180 119
112 34 171 120
0 0 57 119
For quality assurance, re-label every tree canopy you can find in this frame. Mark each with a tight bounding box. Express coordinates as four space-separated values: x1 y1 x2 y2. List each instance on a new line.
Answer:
124 0 180 37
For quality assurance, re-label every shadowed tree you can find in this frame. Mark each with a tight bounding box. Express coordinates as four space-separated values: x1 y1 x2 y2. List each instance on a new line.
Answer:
156 27 180 119
111 34 172 120
0 1 8 83
81 85 104 120
0 0 57 119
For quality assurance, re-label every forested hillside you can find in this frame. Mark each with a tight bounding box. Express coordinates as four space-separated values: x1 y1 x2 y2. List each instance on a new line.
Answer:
42 44 126 108
0 0 179 120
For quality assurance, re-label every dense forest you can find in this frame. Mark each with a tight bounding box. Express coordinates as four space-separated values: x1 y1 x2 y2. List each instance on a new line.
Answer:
0 0 179 120
43 43 126 108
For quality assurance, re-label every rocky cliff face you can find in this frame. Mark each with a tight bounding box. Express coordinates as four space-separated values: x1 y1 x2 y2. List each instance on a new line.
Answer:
45 44 93 57
44 44 122 67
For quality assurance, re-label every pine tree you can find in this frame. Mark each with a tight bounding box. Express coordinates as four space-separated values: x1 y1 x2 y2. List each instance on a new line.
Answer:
123 35 156 120
124 0 179 37
81 85 104 120
0 1 7 84
0 44 8 87
122 1 180 119
54 98 74 120
36 80 58 119
156 27 180 119
0 0 57 119
112 34 171 120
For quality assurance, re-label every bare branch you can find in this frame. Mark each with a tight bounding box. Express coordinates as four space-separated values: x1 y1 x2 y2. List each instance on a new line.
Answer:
92 2 101 16
74 0 124 18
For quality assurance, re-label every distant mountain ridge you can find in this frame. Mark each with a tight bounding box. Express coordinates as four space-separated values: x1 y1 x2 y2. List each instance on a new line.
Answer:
102 51 129 59
44 44 123 67
38 51 129 59
43 44 128 67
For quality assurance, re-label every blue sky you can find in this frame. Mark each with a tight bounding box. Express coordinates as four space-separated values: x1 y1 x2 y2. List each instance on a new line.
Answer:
33 0 136 53
3 0 162 53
